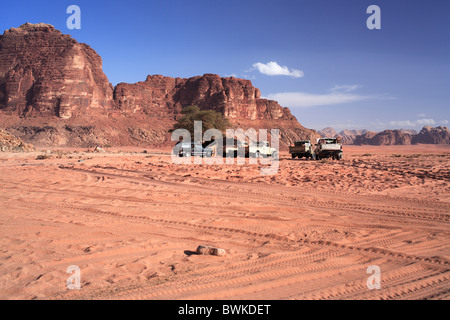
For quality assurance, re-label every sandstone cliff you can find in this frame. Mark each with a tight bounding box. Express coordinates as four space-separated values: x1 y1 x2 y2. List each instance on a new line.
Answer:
318 128 368 145
317 126 448 146
412 126 450 144
0 128 34 152
352 131 378 145
0 23 114 119
337 129 367 145
0 23 318 148
351 127 449 145
114 74 317 146
367 130 414 145
318 127 338 138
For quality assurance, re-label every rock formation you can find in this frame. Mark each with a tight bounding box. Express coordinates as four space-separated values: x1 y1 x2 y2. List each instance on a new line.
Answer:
350 127 448 145
114 73 317 146
318 128 368 145
337 129 367 145
317 126 449 145
113 73 298 121
0 128 34 152
399 129 418 135
0 23 114 119
318 127 338 138
352 131 378 145
0 23 317 148
412 126 450 144
367 130 414 145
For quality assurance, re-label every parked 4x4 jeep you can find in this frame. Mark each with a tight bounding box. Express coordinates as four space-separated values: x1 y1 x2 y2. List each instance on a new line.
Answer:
289 140 315 159
173 141 213 157
314 137 343 160
249 141 277 158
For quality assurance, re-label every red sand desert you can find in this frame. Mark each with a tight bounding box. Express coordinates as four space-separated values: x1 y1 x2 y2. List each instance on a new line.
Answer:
0 145 449 300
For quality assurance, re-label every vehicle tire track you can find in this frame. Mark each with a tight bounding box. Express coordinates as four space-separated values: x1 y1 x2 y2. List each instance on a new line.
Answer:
58 167 450 223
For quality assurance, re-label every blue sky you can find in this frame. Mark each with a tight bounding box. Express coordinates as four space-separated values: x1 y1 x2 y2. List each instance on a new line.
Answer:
1 0 449 132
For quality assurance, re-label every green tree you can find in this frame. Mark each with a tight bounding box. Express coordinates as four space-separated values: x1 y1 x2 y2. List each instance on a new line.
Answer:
170 105 230 138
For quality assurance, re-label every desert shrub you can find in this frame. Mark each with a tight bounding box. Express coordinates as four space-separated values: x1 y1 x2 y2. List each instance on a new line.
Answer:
36 154 52 160
170 105 230 137
405 154 420 158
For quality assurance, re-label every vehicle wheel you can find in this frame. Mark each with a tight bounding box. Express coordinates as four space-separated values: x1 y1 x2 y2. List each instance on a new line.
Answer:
311 154 316 160
291 154 296 159
316 155 320 160
338 152 343 160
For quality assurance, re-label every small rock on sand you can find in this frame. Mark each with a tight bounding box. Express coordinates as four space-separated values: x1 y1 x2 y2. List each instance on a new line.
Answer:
196 245 226 256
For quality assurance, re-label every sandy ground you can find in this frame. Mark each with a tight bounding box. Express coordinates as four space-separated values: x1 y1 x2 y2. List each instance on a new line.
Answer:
0 145 449 300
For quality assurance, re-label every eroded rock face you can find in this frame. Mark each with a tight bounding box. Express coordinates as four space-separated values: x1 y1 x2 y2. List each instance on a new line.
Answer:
351 130 412 145
113 75 181 119
0 23 317 147
369 130 413 145
353 131 378 145
412 126 450 144
114 73 295 121
113 73 317 146
0 23 114 119
318 127 338 138
0 128 34 151
350 127 449 145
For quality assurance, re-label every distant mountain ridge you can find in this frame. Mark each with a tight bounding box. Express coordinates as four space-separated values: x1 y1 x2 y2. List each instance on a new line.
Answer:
318 126 448 145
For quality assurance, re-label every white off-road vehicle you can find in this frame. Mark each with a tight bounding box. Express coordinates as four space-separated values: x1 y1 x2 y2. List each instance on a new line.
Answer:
249 141 277 158
314 137 343 160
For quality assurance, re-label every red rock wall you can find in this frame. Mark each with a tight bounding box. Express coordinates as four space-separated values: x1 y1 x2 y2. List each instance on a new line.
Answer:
113 73 296 122
0 23 114 119
0 23 318 147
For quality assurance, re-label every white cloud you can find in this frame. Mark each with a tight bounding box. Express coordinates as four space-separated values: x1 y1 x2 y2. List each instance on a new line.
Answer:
416 118 436 125
370 121 387 128
264 84 393 108
241 74 256 80
440 120 449 124
224 73 255 80
389 118 439 127
417 113 426 118
265 91 371 108
252 61 304 78
330 84 362 93
389 120 417 127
